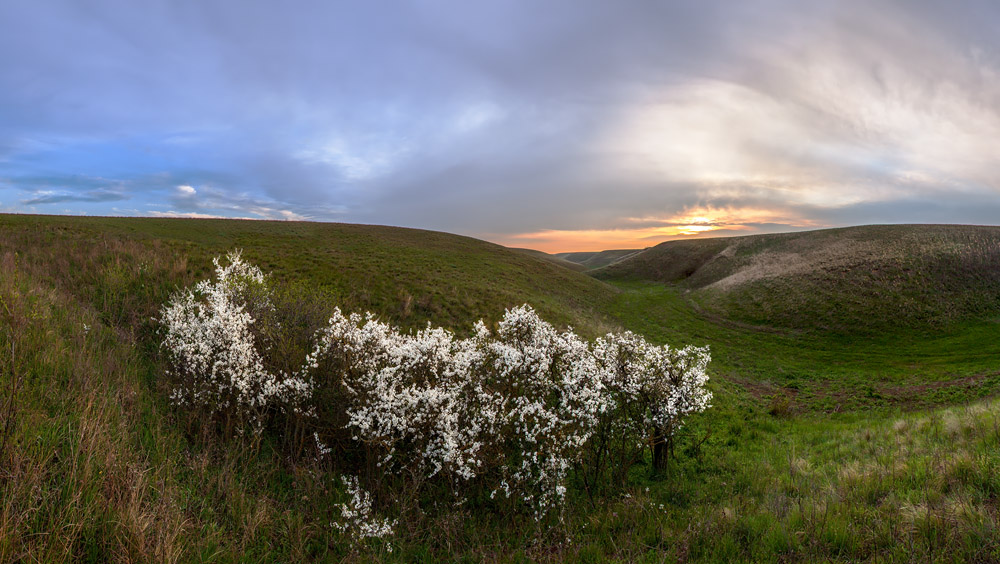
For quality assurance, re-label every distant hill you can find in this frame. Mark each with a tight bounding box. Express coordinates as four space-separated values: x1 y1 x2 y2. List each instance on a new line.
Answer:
595 224 1000 333
554 249 644 270
510 248 589 272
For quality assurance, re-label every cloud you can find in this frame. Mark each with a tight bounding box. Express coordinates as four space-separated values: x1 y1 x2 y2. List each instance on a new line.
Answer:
22 188 128 205
147 209 307 221
163 182 323 221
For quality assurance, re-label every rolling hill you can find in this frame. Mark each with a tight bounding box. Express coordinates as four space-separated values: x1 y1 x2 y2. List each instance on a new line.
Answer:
0 214 625 562
595 224 1000 334
510 247 589 272
0 214 619 337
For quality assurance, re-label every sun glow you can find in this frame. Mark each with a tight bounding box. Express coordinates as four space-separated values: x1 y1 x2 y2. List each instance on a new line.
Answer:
678 224 717 235
492 206 824 253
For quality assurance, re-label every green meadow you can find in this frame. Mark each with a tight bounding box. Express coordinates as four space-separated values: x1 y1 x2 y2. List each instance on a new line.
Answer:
3 215 1000 562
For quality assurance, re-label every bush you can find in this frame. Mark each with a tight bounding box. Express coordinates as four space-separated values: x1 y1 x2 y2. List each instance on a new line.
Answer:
306 304 609 519
160 253 713 540
159 251 314 437
585 331 712 488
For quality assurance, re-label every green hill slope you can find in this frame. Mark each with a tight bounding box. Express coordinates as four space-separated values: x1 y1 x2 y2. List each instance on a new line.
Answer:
596 224 1000 333
0 214 623 561
0 214 618 337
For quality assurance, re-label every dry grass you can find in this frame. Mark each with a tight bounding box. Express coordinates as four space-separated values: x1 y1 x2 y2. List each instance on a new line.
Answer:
0 257 190 562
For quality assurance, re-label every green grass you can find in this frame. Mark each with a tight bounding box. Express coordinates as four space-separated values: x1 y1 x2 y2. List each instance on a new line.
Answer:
608 280 1000 414
573 400 1000 562
3 215 1000 562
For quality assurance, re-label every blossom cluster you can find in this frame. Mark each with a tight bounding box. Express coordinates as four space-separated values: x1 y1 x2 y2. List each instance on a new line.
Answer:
307 309 499 483
592 331 712 448
332 475 397 545
159 251 313 431
308 305 617 518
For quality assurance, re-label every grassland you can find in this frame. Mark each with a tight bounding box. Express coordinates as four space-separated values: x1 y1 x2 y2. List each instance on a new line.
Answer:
0 215 618 336
3 216 1000 562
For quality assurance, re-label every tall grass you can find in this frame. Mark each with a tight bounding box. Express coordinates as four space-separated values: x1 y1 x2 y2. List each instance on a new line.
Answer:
0 254 188 562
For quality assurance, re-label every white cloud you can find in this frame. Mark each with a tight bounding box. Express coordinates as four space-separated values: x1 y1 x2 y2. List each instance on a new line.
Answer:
294 138 409 181
148 210 254 220
278 209 307 221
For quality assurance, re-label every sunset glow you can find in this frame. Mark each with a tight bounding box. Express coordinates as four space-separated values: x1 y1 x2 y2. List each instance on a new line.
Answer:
497 207 825 253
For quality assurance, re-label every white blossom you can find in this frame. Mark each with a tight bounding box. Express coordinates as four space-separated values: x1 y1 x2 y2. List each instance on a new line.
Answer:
308 303 710 520
159 250 313 431
332 475 396 544
593 331 712 443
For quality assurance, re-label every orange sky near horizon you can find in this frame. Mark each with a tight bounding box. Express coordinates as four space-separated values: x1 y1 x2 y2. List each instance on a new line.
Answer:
490 207 825 253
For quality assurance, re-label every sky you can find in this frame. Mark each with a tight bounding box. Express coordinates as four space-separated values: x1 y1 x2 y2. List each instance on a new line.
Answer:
2 0 1000 252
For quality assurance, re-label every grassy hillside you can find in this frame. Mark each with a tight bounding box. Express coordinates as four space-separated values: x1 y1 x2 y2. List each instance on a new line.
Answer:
4 215 1000 562
0 214 618 337
554 248 644 270
554 390 1000 562
596 224 1000 334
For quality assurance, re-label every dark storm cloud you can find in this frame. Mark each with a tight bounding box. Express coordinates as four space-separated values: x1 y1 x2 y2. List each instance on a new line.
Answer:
1 0 1000 249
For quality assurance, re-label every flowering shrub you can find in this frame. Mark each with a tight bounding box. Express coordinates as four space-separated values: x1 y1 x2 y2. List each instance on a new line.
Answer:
476 306 607 517
159 251 313 434
307 309 500 485
590 331 712 481
161 253 713 539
